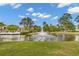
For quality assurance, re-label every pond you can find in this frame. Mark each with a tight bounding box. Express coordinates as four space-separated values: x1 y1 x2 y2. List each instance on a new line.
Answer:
0 34 78 42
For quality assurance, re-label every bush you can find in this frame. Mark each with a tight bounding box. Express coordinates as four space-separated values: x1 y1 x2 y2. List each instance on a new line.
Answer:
20 32 29 35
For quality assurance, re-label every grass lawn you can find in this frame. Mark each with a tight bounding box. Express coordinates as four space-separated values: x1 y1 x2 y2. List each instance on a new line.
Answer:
0 41 79 56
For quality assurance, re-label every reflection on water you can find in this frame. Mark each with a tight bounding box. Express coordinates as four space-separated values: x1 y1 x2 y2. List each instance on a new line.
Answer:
0 35 25 41
56 34 75 41
75 35 79 41
0 34 78 41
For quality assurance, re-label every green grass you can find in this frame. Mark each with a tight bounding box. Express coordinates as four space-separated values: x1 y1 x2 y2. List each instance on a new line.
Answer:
50 32 79 35
0 41 79 56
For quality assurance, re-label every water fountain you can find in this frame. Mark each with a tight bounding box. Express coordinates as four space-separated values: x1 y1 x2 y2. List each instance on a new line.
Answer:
31 26 58 41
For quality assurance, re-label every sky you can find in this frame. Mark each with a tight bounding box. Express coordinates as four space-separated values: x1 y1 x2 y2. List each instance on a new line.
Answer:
0 3 79 26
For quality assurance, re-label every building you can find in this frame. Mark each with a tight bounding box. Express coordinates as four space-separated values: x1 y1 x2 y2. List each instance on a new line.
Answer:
0 26 7 32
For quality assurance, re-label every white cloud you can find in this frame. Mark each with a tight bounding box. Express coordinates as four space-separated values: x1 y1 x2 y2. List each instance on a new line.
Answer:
32 19 37 22
32 12 51 19
0 3 8 6
50 16 58 20
18 15 25 18
10 3 16 6
57 3 71 8
0 3 22 9
26 13 30 16
12 4 22 9
38 13 44 18
43 15 51 18
53 16 58 19
32 13 38 16
38 13 51 19
68 6 79 14
27 7 34 12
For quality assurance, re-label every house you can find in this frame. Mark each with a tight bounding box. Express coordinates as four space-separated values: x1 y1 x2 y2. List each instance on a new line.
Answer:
0 26 7 32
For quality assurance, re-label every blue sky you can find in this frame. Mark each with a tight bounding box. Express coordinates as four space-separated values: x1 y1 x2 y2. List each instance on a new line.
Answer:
0 3 79 26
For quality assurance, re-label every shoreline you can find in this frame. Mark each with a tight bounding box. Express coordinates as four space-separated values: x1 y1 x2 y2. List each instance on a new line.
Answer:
50 32 79 35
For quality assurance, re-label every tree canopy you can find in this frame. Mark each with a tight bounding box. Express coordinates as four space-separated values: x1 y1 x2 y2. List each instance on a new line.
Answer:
59 13 75 31
7 25 19 32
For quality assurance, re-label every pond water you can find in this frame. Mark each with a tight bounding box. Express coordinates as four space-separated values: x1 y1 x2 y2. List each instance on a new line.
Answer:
0 34 78 42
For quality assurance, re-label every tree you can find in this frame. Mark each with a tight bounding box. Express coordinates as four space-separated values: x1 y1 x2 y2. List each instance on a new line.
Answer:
43 22 50 32
59 13 72 25
7 25 19 32
33 25 41 32
0 22 5 26
57 24 64 31
20 17 34 32
49 24 58 32
20 17 33 27
75 15 79 29
59 13 75 31
0 22 5 32
62 13 72 20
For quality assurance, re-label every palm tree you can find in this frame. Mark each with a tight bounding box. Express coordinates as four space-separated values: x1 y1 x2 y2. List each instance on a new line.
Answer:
43 22 47 26
20 17 34 32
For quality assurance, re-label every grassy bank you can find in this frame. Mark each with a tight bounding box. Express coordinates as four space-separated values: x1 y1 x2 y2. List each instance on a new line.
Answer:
0 41 79 56
50 32 79 35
